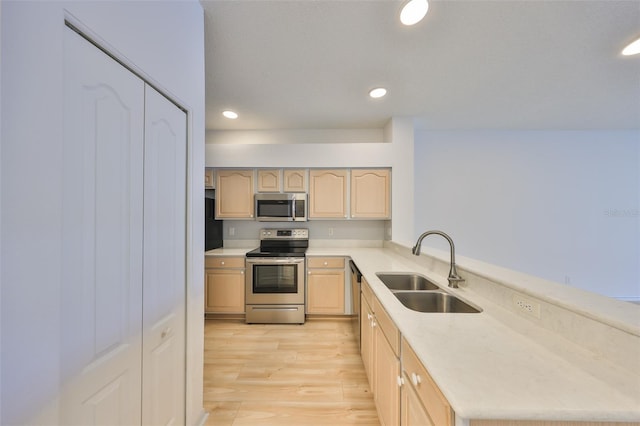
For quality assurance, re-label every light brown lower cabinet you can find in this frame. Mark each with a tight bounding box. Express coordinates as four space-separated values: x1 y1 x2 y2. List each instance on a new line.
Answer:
205 256 245 314
361 278 401 426
401 337 453 426
306 257 346 314
361 290 375 388
401 374 434 426
374 318 400 426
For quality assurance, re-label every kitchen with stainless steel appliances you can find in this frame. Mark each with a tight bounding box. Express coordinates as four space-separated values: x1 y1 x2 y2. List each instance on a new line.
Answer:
245 228 309 324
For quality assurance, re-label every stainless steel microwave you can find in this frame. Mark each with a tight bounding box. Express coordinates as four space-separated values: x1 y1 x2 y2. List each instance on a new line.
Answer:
255 193 307 222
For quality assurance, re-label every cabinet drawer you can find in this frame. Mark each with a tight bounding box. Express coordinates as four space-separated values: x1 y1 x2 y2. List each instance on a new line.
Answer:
361 277 375 308
307 257 345 269
374 298 400 356
401 338 452 426
205 256 245 269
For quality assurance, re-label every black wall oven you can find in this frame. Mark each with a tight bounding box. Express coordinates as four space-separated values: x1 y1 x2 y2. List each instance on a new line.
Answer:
245 229 308 324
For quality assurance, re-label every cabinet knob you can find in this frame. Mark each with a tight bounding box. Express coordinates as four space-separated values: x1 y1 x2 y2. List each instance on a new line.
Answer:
397 376 404 387
411 373 422 386
220 261 225 266
323 261 328 266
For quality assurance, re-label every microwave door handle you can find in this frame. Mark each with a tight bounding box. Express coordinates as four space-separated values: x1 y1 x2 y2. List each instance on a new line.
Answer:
291 201 296 221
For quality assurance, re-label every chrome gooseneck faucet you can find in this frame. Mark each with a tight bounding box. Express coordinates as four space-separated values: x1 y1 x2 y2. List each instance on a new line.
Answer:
412 230 465 288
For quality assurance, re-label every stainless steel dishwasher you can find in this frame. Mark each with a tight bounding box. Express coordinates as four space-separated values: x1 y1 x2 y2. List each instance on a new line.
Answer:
349 260 363 350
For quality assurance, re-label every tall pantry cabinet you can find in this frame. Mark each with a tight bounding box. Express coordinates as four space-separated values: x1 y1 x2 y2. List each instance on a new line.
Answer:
61 26 186 425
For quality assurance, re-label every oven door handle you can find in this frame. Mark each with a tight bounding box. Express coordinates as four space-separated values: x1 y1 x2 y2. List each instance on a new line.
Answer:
246 257 305 265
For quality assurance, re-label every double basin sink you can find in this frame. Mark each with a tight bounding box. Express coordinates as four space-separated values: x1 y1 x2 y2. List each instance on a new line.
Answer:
375 272 481 313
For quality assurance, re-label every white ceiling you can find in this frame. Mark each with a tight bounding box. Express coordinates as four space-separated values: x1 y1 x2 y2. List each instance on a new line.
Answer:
202 0 640 131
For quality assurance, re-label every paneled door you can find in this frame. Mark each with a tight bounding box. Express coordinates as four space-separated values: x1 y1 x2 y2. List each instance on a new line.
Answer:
61 25 187 425
61 26 145 425
141 85 187 425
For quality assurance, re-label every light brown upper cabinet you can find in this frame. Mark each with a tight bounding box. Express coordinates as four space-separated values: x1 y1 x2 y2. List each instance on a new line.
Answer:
257 169 281 192
216 169 254 219
350 169 391 219
204 168 214 189
309 169 348 219
283 169 307 192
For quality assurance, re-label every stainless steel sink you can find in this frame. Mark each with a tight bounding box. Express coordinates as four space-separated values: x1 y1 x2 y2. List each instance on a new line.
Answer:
376 272 441 291
394 291 482 313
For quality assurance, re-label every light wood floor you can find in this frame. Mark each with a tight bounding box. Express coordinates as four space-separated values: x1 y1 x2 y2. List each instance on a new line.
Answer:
203 318 380 425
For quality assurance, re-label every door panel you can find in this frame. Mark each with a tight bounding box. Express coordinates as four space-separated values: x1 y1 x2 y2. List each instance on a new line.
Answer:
141 85 187 425
61 26 145 425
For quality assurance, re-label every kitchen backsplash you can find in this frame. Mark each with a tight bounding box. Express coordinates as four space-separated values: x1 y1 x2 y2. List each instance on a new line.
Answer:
221 220 389 248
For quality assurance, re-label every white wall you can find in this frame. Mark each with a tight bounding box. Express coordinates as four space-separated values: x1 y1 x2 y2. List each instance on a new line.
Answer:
385 118 415 246
414 130 640 300
206 133 393 168
0 1 206 424
0 1 3 423
207 128 384 144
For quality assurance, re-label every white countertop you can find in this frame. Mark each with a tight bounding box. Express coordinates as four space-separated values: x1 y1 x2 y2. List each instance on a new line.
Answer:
205 246 640 422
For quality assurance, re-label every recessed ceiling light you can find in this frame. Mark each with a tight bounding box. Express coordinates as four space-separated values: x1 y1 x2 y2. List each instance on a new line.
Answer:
400 0 429 26
622 37 640 56
369 88 387 99
222 110 238 119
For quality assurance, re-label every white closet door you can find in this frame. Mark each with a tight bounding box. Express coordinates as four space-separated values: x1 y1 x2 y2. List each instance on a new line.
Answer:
141 85 187 425
61 26 145 425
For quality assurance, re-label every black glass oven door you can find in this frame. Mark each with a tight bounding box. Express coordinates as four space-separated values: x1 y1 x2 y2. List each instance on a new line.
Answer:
253 264 298 293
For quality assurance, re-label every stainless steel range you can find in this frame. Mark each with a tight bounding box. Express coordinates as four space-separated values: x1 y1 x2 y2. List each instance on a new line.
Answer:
245 228 308 324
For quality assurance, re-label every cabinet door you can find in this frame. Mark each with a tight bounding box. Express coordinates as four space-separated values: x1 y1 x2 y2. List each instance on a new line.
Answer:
401 338 453 426
142 85 187 426
205 168 214 189
309 169 347 218
360 295 375 392
61 26 144 426
307 269 345 314
350 169 390 219
401 373 434 426
257 169 280 192
283 169 307 192
375 326 401 426
216 170 254 219
205 269 246 313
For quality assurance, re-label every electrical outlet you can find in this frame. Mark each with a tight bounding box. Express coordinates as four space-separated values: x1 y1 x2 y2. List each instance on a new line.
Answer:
229 227 235 236
512 294 541 318
328 227 334 236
